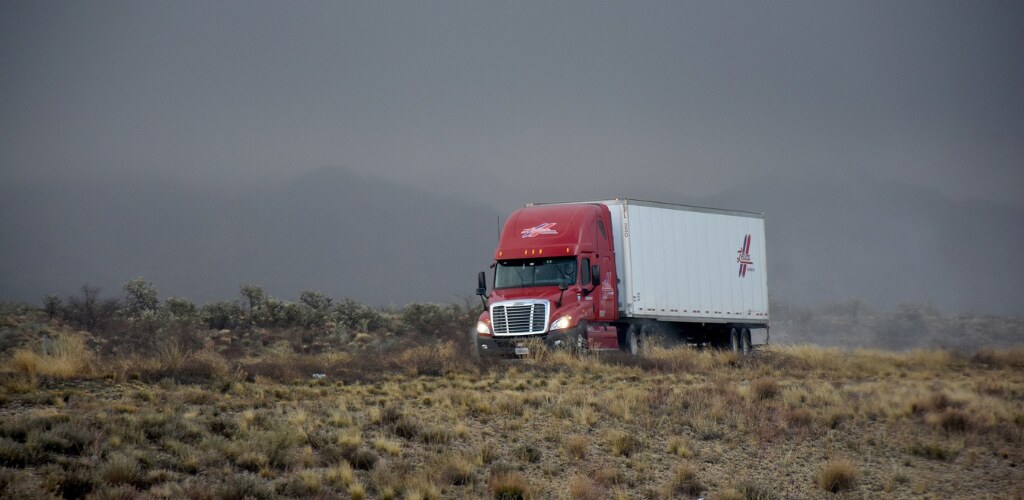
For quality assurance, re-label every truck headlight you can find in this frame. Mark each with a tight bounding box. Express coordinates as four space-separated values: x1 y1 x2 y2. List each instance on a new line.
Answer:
476 320 491 335
551 315 573 331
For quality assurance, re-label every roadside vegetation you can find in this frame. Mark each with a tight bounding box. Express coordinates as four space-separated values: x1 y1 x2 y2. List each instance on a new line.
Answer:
1 280 1022 498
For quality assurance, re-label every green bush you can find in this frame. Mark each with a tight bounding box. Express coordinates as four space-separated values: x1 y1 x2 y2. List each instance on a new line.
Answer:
201 301 244 330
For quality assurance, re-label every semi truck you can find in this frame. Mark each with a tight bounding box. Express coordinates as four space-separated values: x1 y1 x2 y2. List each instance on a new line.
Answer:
474 199 769 356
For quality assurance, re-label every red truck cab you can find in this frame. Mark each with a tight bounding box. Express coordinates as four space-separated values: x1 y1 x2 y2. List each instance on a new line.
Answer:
475 203 620 355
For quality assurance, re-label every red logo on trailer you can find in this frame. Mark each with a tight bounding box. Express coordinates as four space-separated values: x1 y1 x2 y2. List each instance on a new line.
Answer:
737 234 753 277
521 223 558 238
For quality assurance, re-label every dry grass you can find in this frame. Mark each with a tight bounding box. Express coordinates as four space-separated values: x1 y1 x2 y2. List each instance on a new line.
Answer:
490 471 532 500
9 334 95 379
817 458 858 493
564 435 588 460
662 462 704 498
0 310 1022 499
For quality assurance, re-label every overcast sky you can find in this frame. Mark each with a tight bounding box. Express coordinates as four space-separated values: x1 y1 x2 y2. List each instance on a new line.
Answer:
3 1 1022 207
2 1 1023 313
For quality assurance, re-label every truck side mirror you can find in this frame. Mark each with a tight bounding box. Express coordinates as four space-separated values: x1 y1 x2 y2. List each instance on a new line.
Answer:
591 265 601 287
476 271 487 296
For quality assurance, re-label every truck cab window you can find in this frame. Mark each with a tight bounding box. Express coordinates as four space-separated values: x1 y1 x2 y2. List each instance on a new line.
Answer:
494 257 577 289
581 258 591 285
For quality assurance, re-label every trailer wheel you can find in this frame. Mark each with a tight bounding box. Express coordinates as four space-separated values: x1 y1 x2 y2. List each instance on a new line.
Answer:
729 327 741 353
639 324 654 356
741 328 752 355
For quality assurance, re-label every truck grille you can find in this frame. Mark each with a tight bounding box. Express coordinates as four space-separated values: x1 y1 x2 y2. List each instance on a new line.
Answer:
491 300 549 336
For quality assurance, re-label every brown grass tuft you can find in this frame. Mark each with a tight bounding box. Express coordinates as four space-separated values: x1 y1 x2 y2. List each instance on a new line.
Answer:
607 430 641 457
564 435 588 460
566 475 605 500
925 408 973 434
752 377 781 401
911 392 961 415
662 462 704 498
972 347 1024 369
490 471 532 500
8 334 95 379
817 458 858 493
435 453 473 485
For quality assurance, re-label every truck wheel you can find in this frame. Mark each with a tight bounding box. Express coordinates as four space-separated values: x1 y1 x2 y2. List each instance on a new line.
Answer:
623 324 640 355
729 327 741 353
741 328 752 355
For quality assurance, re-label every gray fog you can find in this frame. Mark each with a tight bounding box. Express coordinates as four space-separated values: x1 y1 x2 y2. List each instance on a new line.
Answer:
2 1 1023 314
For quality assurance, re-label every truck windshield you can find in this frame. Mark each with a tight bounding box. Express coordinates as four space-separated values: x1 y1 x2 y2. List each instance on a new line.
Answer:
494 257 577 289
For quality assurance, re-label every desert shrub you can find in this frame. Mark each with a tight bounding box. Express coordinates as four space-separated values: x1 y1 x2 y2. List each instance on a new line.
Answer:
911 392 962 415
97 453 142 486
345 447 379 470
972 347 1024 369
752 377 781 401
334 298 393 332
607 430 641 457
254 428 299 469
783 408 814 434
817 458 858 493
90 484 140 499
218 473 274 500
29 421 93 455
477 443 500 465
418 424 454 445
567 475 604 500
63 286 121 333
123 278 159 317
732 479 778 500
297 291 332 328
400 302 472 340
43 464 95 498
908 439 960 461
163 296 197 320
10 350 40 378
299 290 332 311
138 412 203 443
282 470 323 496
663 463 704 498
667 436 694 458
564 435 588 459
926 408 972 434
201 301 243 330
435 454 473 485
276 301 311 328
490 471 532 500
43 294 63 320
397 342 470 376
8 333 95 379
0 437 48 467
592 466 627 487
250 298 286 327
239 283 266 315
512 443 542 463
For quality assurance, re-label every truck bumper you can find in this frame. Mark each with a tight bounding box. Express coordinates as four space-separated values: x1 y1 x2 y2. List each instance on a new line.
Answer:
476 331 573 357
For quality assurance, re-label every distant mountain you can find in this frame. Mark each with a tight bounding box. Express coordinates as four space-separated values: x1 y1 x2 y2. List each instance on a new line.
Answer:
0 167 499 305
3 167 1021 317
700 172 1024 316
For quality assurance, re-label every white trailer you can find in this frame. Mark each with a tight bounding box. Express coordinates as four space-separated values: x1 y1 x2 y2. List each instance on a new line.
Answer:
601 199 770 348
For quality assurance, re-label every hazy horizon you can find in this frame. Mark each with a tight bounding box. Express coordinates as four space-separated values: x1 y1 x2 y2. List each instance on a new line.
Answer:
2 1 1022 315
